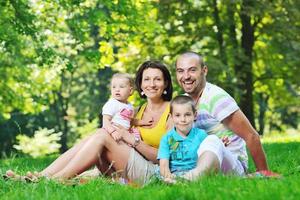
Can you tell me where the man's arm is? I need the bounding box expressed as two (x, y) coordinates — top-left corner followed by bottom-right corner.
(222, 109), (268, 171)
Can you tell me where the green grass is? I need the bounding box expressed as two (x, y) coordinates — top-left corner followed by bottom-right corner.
(1, 139), (300, 200)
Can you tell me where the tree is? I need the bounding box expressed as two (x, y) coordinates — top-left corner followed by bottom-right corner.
(156, 0), (300, 133)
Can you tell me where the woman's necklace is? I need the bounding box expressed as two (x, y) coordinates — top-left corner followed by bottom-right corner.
(142, 102), (166, 127)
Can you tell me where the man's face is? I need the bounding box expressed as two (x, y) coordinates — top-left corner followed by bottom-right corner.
(176, 55), (207, 98)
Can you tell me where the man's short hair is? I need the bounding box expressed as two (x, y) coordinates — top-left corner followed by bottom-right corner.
(176, 51), (206, 68)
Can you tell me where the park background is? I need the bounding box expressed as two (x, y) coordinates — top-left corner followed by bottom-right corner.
(0, 0), (299, 199)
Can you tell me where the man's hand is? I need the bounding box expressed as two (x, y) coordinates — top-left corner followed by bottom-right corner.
(221, 136), (231, 147)
(247, 170), (281, 178)
(257, 170), (281, 178)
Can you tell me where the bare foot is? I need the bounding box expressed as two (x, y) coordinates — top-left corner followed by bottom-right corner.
(5, 169), (16, 177)
(4, 170), (27, 182)
(26, 171), (42, 181)
(163, 177), (177, 184)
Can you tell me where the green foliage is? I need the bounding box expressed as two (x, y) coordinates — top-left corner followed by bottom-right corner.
(0, 0), (299, 154)
(13, 128), (62, 158)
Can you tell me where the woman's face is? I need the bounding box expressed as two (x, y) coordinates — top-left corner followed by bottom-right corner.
(141, 68), (166, 100)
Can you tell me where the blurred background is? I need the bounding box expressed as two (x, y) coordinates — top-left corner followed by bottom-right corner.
(0, 0), (299, 157)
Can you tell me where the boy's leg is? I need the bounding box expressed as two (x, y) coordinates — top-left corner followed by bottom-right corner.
(184, 135), (245, 180)
(183, 135), (223, 180)
(183, 151), (220, 181)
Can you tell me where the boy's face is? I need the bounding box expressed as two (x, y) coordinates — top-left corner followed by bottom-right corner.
(111, 77), (133, 103)
(171, 103), (196, 136)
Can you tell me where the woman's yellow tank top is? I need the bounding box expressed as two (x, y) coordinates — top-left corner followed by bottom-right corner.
(135, 103), (170, 148)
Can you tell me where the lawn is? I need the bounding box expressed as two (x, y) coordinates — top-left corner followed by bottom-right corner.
(1, 136), (300, 200)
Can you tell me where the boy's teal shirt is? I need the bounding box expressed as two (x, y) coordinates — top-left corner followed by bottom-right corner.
(157, 127), (207, 172)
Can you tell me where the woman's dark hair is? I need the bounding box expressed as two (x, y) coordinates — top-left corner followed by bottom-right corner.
(135, 60), (173, 101)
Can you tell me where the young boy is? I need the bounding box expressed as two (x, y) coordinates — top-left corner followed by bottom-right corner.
(157, 95), (208, 183)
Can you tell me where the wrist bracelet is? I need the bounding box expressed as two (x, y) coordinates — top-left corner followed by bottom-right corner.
(133, 136), (140, 148)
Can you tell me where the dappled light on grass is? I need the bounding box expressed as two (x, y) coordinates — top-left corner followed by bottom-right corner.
(261, 132), (300, 144)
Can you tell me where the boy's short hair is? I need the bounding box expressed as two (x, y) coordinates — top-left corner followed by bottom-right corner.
(111, 73), (134, 87)
(170, 95), (196, 114)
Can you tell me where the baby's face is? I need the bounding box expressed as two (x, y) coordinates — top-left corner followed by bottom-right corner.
(171, 103), (196, 136)
(111, 77), (133, 103)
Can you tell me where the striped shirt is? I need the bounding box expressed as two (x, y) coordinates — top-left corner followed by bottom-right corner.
(193, 82), (248, 167)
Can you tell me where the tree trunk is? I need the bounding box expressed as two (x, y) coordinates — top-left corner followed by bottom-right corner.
(212, 0), (227, 66)
(258, 93), (269, 135)
(237, 0), (256, 127)
(58, 72), (70, 153)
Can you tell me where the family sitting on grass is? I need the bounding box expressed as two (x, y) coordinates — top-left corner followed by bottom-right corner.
(5, 52), (280, 185)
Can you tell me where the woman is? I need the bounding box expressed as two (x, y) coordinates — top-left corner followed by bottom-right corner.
(7, 60), (173, 185)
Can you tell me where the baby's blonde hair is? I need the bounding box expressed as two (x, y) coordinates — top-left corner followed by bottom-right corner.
(111, 73), (134, 87)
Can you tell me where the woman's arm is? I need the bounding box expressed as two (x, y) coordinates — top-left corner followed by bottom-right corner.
(134, 140), (159, 163)
(114, 126), (159, 163)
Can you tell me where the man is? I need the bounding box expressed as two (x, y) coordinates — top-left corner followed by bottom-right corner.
(175, 51), (278, 178)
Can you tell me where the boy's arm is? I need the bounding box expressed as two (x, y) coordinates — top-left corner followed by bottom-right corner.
(159, 159), (173, 178)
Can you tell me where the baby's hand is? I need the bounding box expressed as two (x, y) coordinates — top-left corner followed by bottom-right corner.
(111, 130), (123, 142)
(139, 117), (154, 127)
